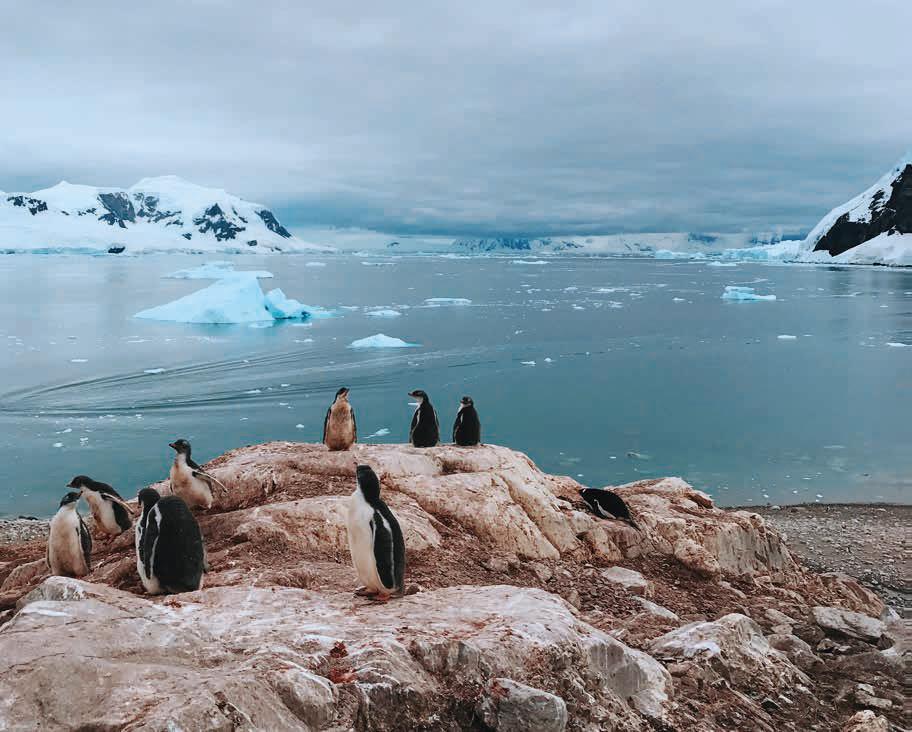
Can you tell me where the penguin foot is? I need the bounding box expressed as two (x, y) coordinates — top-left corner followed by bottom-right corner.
(368, 593), (391, 603)
(354, 587), (378, 597)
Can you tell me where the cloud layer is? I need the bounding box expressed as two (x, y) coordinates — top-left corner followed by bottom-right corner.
(3, 1), (909, 235)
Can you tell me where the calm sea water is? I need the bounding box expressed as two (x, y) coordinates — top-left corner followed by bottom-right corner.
(1, 253), (910, 517)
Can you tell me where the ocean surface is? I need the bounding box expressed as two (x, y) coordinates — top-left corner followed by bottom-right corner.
(1, 253), (910, 517)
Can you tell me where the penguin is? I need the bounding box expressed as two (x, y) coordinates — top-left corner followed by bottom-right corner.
(168, 439), (226, 510)
(346, 464), (406, 601)
(67, 475), (132, 538)
(408, 390), (439, 448)
(452, 396), (481, 446)
(135, 487), (205, 595)
(47, 492), (92, 577)
(579, 488), (639, 529)
(323, 387), (357, 451)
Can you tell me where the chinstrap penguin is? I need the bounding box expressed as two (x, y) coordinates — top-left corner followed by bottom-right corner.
(323, 387), (357, 451)
(579, 488), (639, 529)
(67, 475), (132, 538)
(169, 439), (226, 510)
(47, 492), (92, 577)
(346, 464), (406, 601)
(135, 488), (206, 595)
(408, 389), (439, 448)
(452, 396), (481, 446)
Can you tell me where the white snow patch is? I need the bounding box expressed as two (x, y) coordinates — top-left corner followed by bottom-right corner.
(348, 334), (419, 349)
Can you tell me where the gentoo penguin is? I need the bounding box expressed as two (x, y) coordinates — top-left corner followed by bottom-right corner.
(323, 387), (357, 451)
(346, 464), (405, 601)
(168, 439), (226, 510)
(47, 492), (92, 577)
(67, 475), (132, 538)
(408, 389), (439, 448)
(135, 488), (205, 595)
(452, 396), (481, 446)
(579, 488), (639, 529)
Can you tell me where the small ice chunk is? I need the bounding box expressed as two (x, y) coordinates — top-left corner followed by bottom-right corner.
(295, 423), (305, 429)
(144, 368), (166, 374)
(777, 334), (797, 340)
(304, 261), (327, 267)
(673, 297), (686, 302)
(512, 260), (549, 265)
(544, 357), (553, 363)
(165, 262), (273, 280)
(52, 442), (63, 448)
(366, 309), (402, 318)
(521, 360), (536, 366)
(349, 334), (420, 349)
(424, 297), (472, 306)
(707, 261), (737, 267)
(70, 358), (88, 363)
(886, 342), (910, 348)
(721, 286), (776, 302)
(245, 389), (262, 394)
(365, 427), (391, 439)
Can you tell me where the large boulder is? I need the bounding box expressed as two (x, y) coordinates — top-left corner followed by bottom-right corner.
(0, 578), (671, 730)
(813, 607), (886, 643)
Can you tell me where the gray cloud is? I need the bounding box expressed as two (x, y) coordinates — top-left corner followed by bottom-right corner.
(2, 0), (909, 236)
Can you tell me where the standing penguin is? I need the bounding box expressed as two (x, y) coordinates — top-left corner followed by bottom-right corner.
(67, 475), (132, 539)
(47, 492), (92, 577)
(168, 439), (226, 510)
(135, 487), (205, 595)
(408, 390), (439, 448)
(452, 396), (481, 446)
(346, 465), (406, 601)
(579, 488), (639, 530)
(323, 387), (357, 451)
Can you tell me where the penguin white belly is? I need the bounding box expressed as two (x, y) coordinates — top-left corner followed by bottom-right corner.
(347, 490), (383, 591)
(83, 492), (119, 534)
(170, 460), (213, 509)
(48, 513), (87, 576)
(136, 506), (164, 594)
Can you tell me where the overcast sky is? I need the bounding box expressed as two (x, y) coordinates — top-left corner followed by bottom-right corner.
(2, 1), (909, 236)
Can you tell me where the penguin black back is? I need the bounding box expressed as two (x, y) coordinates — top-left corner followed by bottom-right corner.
(408, 390), (439, 448)
(579, 488), (639, 529)
(356, 464), (406, 592)
(452, 396), (481, 446)
(67, 475), (132, 533)
(137, 488), (205, 593)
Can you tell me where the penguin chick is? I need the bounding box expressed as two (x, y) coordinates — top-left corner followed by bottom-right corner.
(579, 488), (639, 530)
(452, 396), (481, 446)
(346, 464), (406, 601)
(67, 475), (132, 538)
(47, 492), (92, 577)
(168, 439), (226, 510)
(135, 488), (206, 595)
(323, 387), (357, 451)
(408, 390), (439, 448)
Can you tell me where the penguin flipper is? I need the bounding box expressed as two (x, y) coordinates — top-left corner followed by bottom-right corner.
(352, 407), (357, 443)
(371, 511), (398, 592)
(323, 407), (331, 444)
(452, 412), (462, 443)
(192, 469), (229, 496)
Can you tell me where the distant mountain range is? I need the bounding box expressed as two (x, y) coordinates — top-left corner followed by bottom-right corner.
(0, 176), (332, 254)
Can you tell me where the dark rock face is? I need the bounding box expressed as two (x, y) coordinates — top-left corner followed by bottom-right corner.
(98, 193), (136, 228)
(6, 195), (48, 215)
(193, 204), (244, 241)
(246, 240), (257, 247)
(256, 210), (291, 238)
(454, 237), (534, 251)
(814, 164), (912, 256)
(107, 245), (126, 254)
(133, 193), (180, 224)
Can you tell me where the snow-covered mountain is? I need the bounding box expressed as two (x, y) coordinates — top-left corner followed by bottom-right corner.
(0, 176), (332, 254)
(718, 155), (912, 267)
(448, 232), (787, 256)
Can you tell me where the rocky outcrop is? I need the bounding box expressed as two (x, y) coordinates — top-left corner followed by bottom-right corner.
(0, 443), (905, 730)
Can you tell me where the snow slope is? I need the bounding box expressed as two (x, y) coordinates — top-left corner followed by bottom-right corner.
(0, 176), (333, 254)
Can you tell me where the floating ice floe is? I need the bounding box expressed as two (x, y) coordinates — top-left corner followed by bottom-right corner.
(706, 261), (737, 267)
(521, 360), (536, 366)
(143, 368), (166, 374)
(348, 334), (420, 349)
(366, 309), (402, 318)
(886, 342), (910, 348)
(69, 358), (88, 363)
(424, 297), (472, 306)
(304, 261), (326, 267)
(164, 262), (274, 280)
(134, 273), (332, 324)
(721, 286), (777, 302)
(654, 250), (707, 260)
(777, 334), (797, 340)
(365, 427), (391, 439)
(673, 297), (686, 303)
(512, 260), (549, 265)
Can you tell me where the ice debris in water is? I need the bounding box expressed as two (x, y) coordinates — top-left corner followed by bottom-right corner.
(424, 297), (472, 306)
(706, 261), (737, 267)
(304, 261), (326, 267)
(721, 286), (776, 302)
(777, 334), (797, 340)
(521, 360), (536, 366)
(365, 428), (391, 439)
(69, 358), (88, 363)
(366, 309), (402, 318)
(349, 334), (420, 349)
(143, 368), (166, 374)
(512, 259), (549, 265)
(886, 342), (909, 348)
(654, 250), (707, 260)
(164, 262), (273, 280)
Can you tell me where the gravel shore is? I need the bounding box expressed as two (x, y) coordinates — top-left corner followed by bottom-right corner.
(753, 503), (910, 615)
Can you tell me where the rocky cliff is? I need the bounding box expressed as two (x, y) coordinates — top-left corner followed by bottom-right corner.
(0, 444), (905, 731)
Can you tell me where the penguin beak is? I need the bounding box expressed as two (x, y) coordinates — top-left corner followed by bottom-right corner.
(168, 442), (178, 450)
